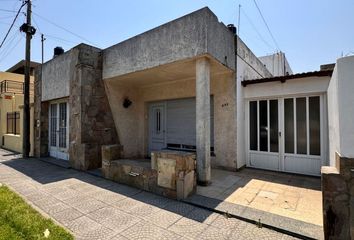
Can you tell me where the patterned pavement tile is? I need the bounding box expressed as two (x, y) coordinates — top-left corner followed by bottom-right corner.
(52, 188), (80, 201)
(144, 209), (183, 228)
(51, 208), (83, 226)
(75, 226), (116, 240)
(104, 184), (142, 197)
(199, 225), (231, 240)
(210, 215), (248, 234)
(162, 201), (196, 216)
(87, 206), (120, 222)
(12, 185), (38, 196)
(40, 201), (71, 215)
(113, 198), (144, 212)
(100, 211), (141, 233)
(66, 215), (101, 233)
(109, 234), (128, 240)
(62, 194), (91, 206)
(185, 208), (219, 225)
(33, 197), (60, 209)
(121, 220), (182, 240)
(168, 217), (209, 239)
(90, 189), (128, 204)
(126, 203), (162, 217)
(230, 224), (285, 240)
(25, 191), (50, 202)
(133, 191), (172, 207)
(71, 198), (107, 214)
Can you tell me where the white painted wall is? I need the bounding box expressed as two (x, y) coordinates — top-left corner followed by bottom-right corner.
(236, 37), (272, 169)
(327, 55), (354, 164)
(244, 76), (330, 99)
(243, 76), (330, 170)
(259, 52), (293, 77)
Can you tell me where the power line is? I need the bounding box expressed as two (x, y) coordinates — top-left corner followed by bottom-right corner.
(0, 8), (17, 13)
(0, 2), (26, 49)
(0, 33), (22, 63)
(45, 34), (79, 45)
(0, 29), (20, 55)
(241, 8), (274, 51)
(32, 11), (100, 48)
(253, 0), (280, 51)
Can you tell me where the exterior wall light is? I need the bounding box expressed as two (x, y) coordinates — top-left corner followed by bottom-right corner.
(123, 98), (132, 108)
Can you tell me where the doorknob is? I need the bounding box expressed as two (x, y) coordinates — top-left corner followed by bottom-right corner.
(279, 131), (282, 137)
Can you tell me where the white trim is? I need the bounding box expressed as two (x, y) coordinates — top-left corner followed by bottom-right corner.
(267, 100), (270, 152)
(279, 99), (284, 171)
(306, 96), (310, 156)
(294, 97), (297, 154)
(257, 101), (260, 152)
(48, 99), (69, 161)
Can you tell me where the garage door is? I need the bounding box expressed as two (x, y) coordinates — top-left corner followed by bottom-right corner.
(149, 97), (214, 153)
(247, 96), (324, 176)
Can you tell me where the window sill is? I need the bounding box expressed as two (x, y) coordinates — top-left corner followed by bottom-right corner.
(4, 134), (20, 137)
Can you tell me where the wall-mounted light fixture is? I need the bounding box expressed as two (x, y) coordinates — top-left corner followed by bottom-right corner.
(123, 98), (132, 108)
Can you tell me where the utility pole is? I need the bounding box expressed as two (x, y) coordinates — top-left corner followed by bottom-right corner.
(20, 0), (36, 158)
(238, 4), (241, 36)
(41, 34), (45, 64)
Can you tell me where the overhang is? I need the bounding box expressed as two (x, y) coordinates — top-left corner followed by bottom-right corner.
(104, 55), (233, 88)
(102, 7), (236, 81)
(241, 70), (333, 87)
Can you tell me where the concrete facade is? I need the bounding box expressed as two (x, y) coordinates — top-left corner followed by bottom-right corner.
(195, 57), (211, 183)
(102, 8), (242, 175)
(34, 7), (271, 174)
(322, 55), (354, 240)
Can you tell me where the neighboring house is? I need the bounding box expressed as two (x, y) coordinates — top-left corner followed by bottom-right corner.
(33, 7), (349, 182)
(259, 51), (293, 76)
(0, 60), (38, 154)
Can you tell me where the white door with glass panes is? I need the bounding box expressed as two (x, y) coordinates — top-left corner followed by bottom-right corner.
(49, 101), (69, 160)
(247, 95), (323, 176)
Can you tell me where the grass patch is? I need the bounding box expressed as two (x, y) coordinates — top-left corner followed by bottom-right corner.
(0, 185), (73, 240)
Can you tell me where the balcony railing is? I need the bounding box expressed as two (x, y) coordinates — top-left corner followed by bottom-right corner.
(0, 80), (34, 95)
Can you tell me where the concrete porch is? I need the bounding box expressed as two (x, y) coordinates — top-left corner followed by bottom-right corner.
(185, 168), (323, 239)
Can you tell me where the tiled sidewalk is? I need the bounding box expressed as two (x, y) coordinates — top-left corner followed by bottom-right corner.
(0, 150), (297, 240)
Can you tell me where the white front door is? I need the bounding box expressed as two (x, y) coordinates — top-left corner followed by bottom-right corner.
(49, 101), (69, 160)
(149, 103), (166, 153)
(247, 95), (323, 176)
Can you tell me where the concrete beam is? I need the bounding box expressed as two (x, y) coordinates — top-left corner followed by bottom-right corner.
(196, 57), (211, 185)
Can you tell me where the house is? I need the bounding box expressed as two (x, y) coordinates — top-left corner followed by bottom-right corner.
(259, 51), (293, 76)
(0, 60), (38, 154)
(33, 7), (349, 181)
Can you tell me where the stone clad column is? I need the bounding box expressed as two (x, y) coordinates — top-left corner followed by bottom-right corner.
(196, 57), (211, 185)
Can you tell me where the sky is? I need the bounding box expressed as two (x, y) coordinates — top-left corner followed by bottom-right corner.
(0, 0), (353, 73)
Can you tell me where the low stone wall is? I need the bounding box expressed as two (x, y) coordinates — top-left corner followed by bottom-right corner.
(102, 145), (196, 200)
(321, 152), (354, 239)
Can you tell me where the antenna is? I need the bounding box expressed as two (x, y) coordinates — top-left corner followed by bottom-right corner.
(238, 4), (241, 36)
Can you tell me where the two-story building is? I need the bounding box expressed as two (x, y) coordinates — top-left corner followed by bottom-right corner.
(0, 60), (38, 154)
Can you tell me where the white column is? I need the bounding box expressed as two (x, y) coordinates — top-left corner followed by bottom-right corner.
(196, 57), (211, 185)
